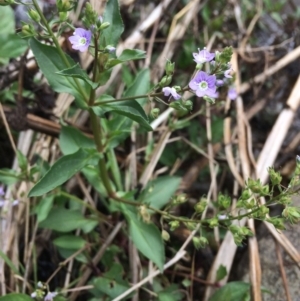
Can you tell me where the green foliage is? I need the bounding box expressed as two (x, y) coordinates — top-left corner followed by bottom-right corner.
(29, 38), (90, 109)
(121, 205), (165, 271)
(0, 169), (21, 185)
(39, 208), (97, 233)
(53, 235), (86, 249)
(0, 6), (14, 34)
(216, 264), (227, 281)
(209, 282), (251, 301)
(92, 263), (132, 299)
(105, 49), (147, 68)
(28, 149), (99, 197)
(56, 64), (100, 89)
(100, 99), (152, 131)
(59, 126), (95, 155)
(0, 251), (20, 275)
(0, 294), (33, 301)
(139, 176), (181, 210)
(0, 34), (27, 59)
(100, 0), (124, 47)
(34, 195), (54, 222)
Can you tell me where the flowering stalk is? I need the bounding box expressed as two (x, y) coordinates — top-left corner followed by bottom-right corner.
(31, 0), (89, 102)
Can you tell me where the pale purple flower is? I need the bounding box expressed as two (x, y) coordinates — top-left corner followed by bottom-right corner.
(193, 48), (215, 64)
(224, 68), (233, 78)
(216, 79), (224, 87)
(68, 28), (92, 52)
(106, 45), (116, 53)
(227, 87), (237, 100)
(0, 186), (4, 196)
(44, 292), (57, 301)
(162, 87), (181, 100)
(31, 292), (37, 298)
(189, 71), (218, 98)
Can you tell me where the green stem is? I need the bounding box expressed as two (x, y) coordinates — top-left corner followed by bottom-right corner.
(89, 109), (115, 196)
(88, 35), (99, 106)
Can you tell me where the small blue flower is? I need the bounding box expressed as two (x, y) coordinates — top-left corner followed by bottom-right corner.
(162, 87), (181, 100)
(224, 68), (233, 78)
(189, 71), (218, 98)
(227, 87), (237, 100)
(68, 28), (92, 52)
(193, 48), (215, 64)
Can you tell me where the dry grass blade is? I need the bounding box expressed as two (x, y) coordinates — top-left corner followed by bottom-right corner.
(239, 45), (300, 94)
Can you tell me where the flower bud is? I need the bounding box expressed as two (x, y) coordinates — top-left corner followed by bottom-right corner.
(138, 205), (151, 223)
(193, 236), (208, 249)
(56, 0), (71, 12)
(150, 108), (160, 119)
(252, 205), (269, 219)
(59, 11), (68, 21)
(172, 194), (187, 205)
(260, 185), (270, 196)
(203, 96), (215, 104)
(165, 60), (175, 76)
(169, 220), (179, 231)
(99, 22), (110, 30)
(161, 230), (170, 241)
(282, 206), (300, 224)
(28, 10), (40, 22)
(195, 63), (203, 70)
(194, 198), (207, 214)
(208, 217), (219, 228)
(239, 227), (253, 237)
(233, 233), (243, 246)
(21, 24), (36, 37)
(266, 217), (285, 230)
(184, 100), (193, 111)
(247, 178), (263, 193)
(105, 45), (116, 53)
(268, 167), (282, 185)
(240, 188), (252, 200)
(278, 195), (291, 205)
(158, 75), (172, 88)
(217, 193), (231, 210)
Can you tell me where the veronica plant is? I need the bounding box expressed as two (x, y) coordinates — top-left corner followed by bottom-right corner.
(1, 0), (300, 300)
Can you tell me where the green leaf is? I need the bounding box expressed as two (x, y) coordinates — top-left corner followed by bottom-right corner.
(0, 169), (20, 185)
(102, 100), (152, 131)
(0, 251), (20, 275)
(101, 0), (124, 47)
(139, 176), (181, 210)
(123, 206), (165, 271)
(123, 68), (150, 102)
(209, 281), (250, 301)
(59, 126), (95, 155)
(0, 294), (32, 301)
(16, 150), (28, 172)
(0, 6), (14, 34)
(93, 263), (131, 299)
(82, 166), (108, 197)
(39, 208), (97, 233)
(34, 195), (54, 222)
(106, 49), (146, 68)
(29, 38), (90, 109)
(56, 64), (99, 89)
(28, 149), (98, 197)
(95, 68), (151, 131)
(216, 264), (227, 281)
(0, 34), (28, 58)
(53, 235), (86, 249)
